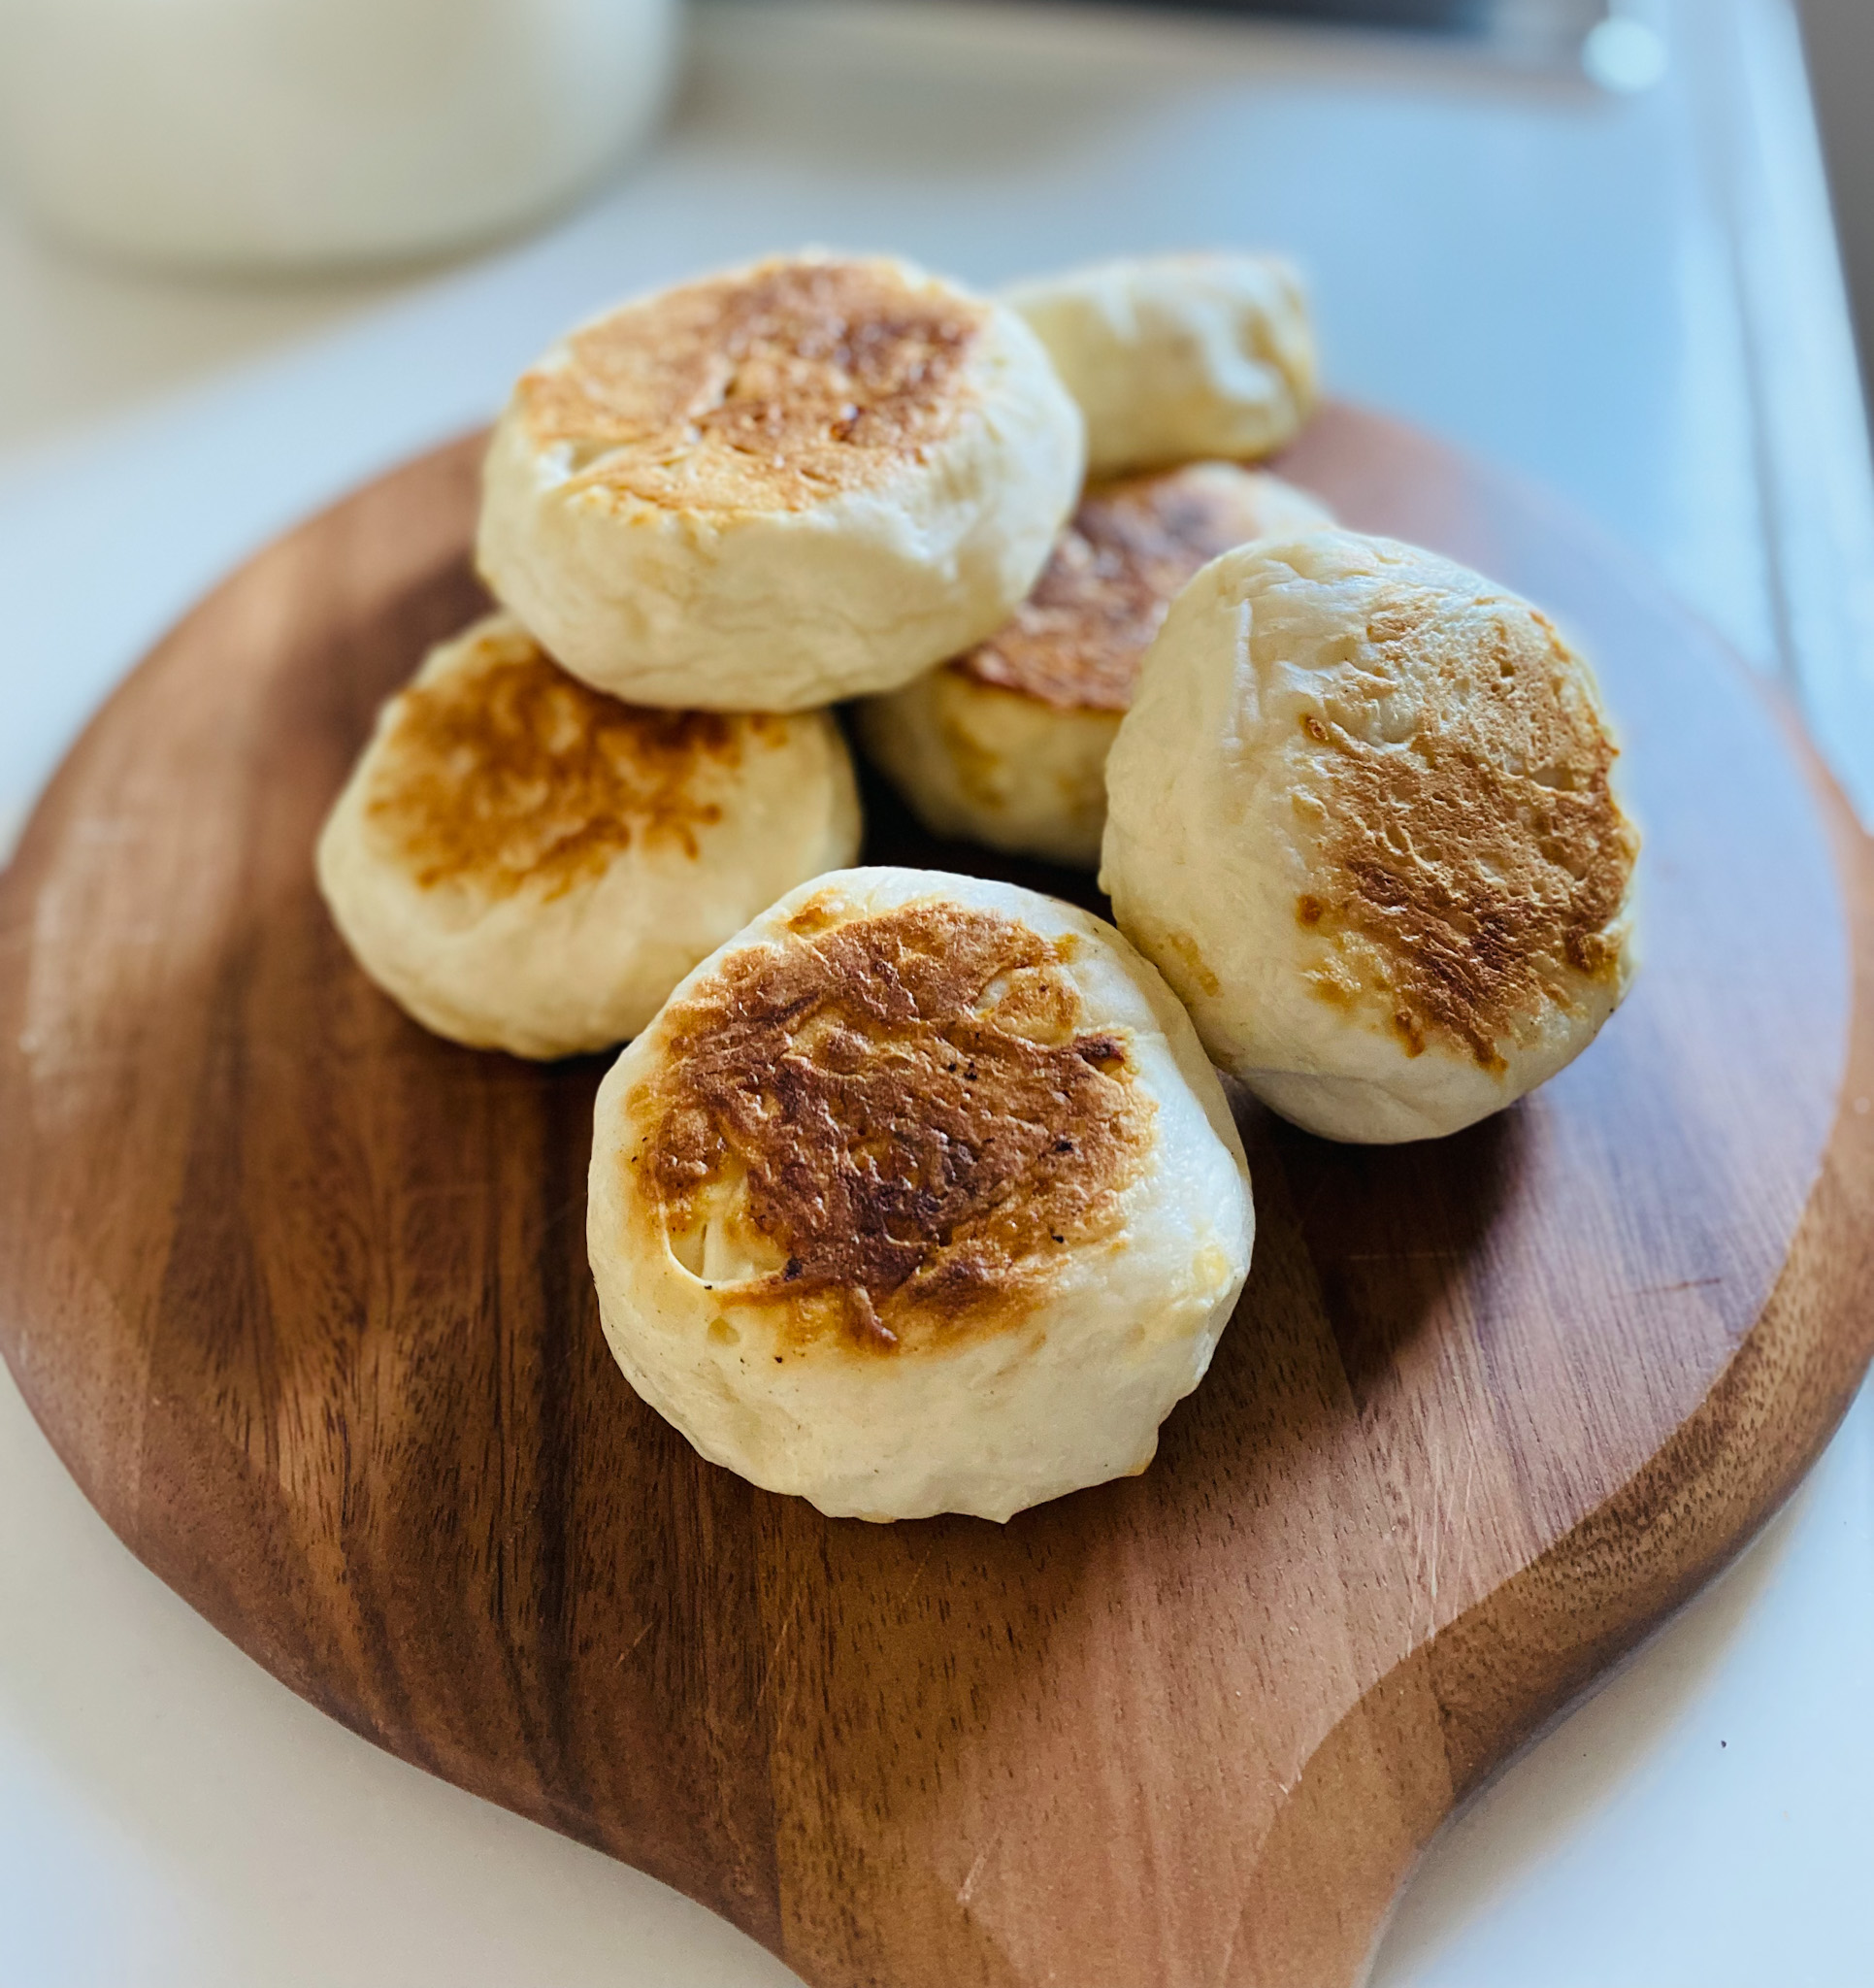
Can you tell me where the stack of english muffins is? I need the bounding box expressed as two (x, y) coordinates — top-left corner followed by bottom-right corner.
(318, 248), (1639, 1524)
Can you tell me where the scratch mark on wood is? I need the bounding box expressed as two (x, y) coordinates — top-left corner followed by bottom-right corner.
(957, 1837), (998, 1909)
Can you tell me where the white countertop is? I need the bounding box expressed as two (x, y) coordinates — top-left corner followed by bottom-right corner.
(4, 2), (1873, 1981)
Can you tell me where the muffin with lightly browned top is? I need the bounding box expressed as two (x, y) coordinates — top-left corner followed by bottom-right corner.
(1101, 530), (1640, 1143)
(316, 614), (861, 1059)
(477, 250), (1084, 712)
(855, 462), (1332, 867)
(587, 867), (1253, 1520)
(1004, 251), (1318, 478)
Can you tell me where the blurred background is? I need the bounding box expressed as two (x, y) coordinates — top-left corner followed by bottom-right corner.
(1, 1), (1871, 430)
(0, 0), (1869, 471)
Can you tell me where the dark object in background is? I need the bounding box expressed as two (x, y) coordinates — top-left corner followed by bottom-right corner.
(1140, 0), (1611, 62)
(1191, 0), (1601, 27)
(1797, 0), (1874, 412)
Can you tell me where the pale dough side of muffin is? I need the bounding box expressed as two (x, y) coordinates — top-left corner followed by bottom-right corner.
(1004, 251), (1316, 478)
(855, 671), (1120, 869)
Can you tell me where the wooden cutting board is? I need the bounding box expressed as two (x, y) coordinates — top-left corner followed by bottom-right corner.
(2, 404), (1871, 1988)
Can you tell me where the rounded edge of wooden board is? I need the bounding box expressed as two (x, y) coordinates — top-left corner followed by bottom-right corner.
(0, 426), (489, 1543)
(1226, 701), (1874, 1988)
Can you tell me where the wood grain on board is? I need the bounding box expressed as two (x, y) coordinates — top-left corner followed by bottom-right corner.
(1, 405), (1871, 1988)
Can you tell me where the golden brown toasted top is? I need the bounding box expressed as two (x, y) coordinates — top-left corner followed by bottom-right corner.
(517, 257), (989, 516)
(631, 897), (1154, 1356)
(1289, 582), (1637, 1069)
(958, 464), (1327, 712)
(365, 625), (774, 898)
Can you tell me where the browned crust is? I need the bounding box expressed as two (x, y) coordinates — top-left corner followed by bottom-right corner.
(627, 898), (1154, 1356)
(517, 258), (989, 515)
(957, 465), (1325, 712)
(1294, 585), (1638, 1068)
(363, 630), (777, 900)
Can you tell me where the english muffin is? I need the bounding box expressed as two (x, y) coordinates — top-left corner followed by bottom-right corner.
(855, 463), (1332, 867)
(316, 613), (862, 1059)
(1004, 251), (1317, 479)
(587, 867), (1254, 1521)
(477, 251), (1085, 712)
(1101, 531), (1640, 1143)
